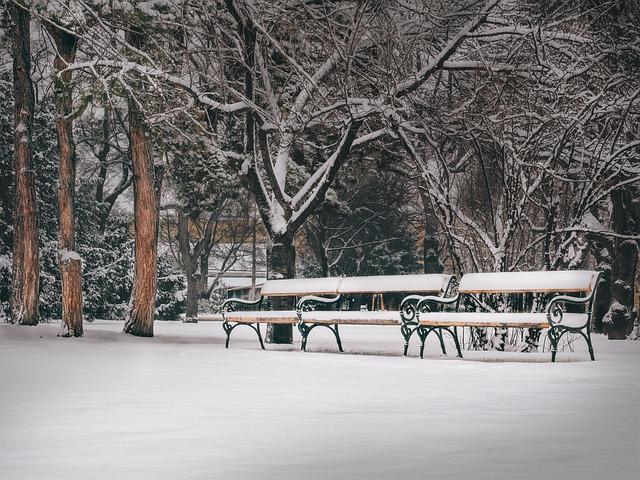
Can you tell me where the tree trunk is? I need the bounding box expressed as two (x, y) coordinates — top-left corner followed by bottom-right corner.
(48, 25), (83, 337)
(265, 234), (295, 344)
(587, 225), (614, 333)
(419, 191), (443, 274)
(199, 251), (209, 298)
(176, 211), (199, 322)
(185, 273), (200, 322)
(123, 56), (158, 336)
(603, 188), (638, 339)
(123, 103), (158, 336)
(9, 3), (39, 326)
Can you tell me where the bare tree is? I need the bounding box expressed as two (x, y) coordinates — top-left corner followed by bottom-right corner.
(162, 198), (254, 320)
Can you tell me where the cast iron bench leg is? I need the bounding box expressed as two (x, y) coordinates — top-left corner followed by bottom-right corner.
(222, 321), (265, 350)
(298, 321), (310, 351)
(451, 326), (463, 358)
(401, 324), (417, 356)
(436, 328), (447, 355)
(223, 321), (232, 349)
(255, 323), (265, 350)
(298, 322), (343, 352)
(333, 324), (344, 352)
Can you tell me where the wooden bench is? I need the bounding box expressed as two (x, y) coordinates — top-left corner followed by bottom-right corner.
(297, 274), (454, 352)
(222, 274), (454, 351)
(221, 277), (341, 349)
(409, 270), (602, 362)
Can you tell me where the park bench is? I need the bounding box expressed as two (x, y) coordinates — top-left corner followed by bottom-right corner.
(297, 274), (454, 352)
(222, 274), (454, 351)
(408, 270), (601, 362)
(221, 277), (340, 349)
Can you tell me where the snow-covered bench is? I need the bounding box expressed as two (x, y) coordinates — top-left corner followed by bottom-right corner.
(221, 277), (340, 349)
(296, 274), (453, 352)
(222, 274), (454, 351)
(411, 270), (602, 362)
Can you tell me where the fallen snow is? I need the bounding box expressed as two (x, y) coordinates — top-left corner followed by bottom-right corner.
(0, 321), (638, 480)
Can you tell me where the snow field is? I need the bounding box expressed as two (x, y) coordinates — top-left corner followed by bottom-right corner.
(1, 320), (638, 480)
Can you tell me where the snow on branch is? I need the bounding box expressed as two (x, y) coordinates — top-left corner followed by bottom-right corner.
(393, 0), (501, 99)
(62, 60), (249, 114)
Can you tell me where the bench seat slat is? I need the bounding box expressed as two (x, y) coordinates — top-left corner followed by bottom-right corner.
(419, 312), (588, 329)
(225, 310), (298, 324)
(300, 310), (401, 326)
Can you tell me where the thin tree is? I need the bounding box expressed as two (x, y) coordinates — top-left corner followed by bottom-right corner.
(9, 0), (39, 325)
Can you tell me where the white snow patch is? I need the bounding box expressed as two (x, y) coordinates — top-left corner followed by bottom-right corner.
(174, 289), (186, 302)
(59, 249), (82, 262)
(0, 254), (11, 270)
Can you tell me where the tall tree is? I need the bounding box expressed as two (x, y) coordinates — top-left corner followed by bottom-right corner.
(123, 28), (160, 337)
(46, 23), (83, 336)
(9, 1), (39, 325)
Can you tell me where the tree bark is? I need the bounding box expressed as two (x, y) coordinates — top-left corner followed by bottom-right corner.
(265, 234), (296, 344)
(9, 3), (39, 326)
(123, 27), (158, 337)
(123, 97), (158, 337)
(48, 24), (83, 337)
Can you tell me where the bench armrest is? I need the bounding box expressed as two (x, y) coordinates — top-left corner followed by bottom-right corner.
(222, 297), (263, 313)
(399, 293), (459, 325)
(297, 295), (341, 312)
(399, 295), (425, 324)
(417, 293), (460, 312)
(546, 293), (593, 327)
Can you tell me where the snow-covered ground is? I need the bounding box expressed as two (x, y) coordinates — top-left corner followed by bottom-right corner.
(1, 320), (638, 480)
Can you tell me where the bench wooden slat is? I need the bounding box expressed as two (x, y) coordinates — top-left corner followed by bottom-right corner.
(225, 311), (299, 324)
(300, 310), (401, 326)
(418, 312), (588, 329)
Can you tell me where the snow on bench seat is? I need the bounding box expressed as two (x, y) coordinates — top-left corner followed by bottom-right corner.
(299, 310), (401, 326)
(458, 270), (599, 294)
(337, 274), (452, 294)
(224, 310), (298, 324)
(419, 312), (588, 329)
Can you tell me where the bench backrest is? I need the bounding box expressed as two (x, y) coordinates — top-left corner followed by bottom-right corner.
(259, 274), (453, 297)
(458, 270), (599, 294)
(259, 277), (341, 297)
(337, 274), (452, 295)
